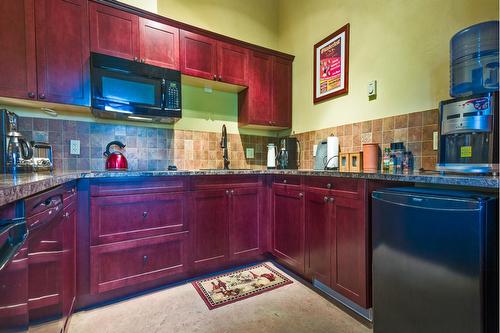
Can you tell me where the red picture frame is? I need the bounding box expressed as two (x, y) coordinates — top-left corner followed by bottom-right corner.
(313, 23), (350, 104)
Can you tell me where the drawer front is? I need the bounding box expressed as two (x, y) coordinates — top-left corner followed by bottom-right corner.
(90, 177), (186, 196)
(305, 177), (362, 196)
(90, 233), (188, 294)
(25, 186), (64, 218)
(190, 175), (261, 190)
(90, 193), (187, 245)
(273, 175), (301, 186)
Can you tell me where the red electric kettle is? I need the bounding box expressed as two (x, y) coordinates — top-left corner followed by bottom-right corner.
(103, 141), (128, 170)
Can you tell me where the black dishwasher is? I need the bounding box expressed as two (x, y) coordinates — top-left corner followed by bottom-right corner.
(372, 187), (498, 333)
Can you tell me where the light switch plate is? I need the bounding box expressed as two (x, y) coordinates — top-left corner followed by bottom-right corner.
(433, 131), (438, 150)
(246, 148), (255, 159)
(368, 80), (377, 97)
(70, 140), (80, 155)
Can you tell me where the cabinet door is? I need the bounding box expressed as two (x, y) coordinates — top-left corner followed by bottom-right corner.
(248, 51), (274, 125)
(217, 42), (248, 86)
(305, 189), (332, 286)
(331, 196), (368, 307)
(139, 17), (179, 70)
(191, 190), (228, 272)
(273, 56), (292, 128)
(89, 2), (138, 60)
(35, 0), (90, 106)
(272, 185), (305, 274)
(229, 187), (261, 262)
(180, 30), (217, 80)
(0, 0), (37, 100)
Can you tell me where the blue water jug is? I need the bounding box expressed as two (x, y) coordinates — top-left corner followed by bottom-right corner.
(450, 21), (499, 97)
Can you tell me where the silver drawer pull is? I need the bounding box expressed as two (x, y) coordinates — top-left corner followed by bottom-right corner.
(143, 211), (148, 218)
(143, 255), (148, 263)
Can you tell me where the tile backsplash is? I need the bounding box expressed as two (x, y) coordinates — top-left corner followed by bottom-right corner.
(18, 117), (277, 171)
(18, 108), (439, 172)
(292, 109), (439, 170)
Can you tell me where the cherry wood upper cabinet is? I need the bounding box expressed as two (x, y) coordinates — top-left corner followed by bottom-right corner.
(239, 51), (274, 127)
(273, 57), (292, 128)
(271, 184), (305, 275)
(139, 17), (179, 70)
(89, 2), (139, 60)
(0, 0), (37, 100)
(217, 42), (248, 86)
(239, 53), (292, 129)
(35, 0), (90, 106)
(305, 188), (332, 287)
(180, 30), (218, 80)
(229, 187), (261, 261)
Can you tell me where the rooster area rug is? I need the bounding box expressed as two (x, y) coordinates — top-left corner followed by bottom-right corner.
(192, 263), (293, 309)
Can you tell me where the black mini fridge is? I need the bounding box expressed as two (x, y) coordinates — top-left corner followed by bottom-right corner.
(372, 187), (498, 333)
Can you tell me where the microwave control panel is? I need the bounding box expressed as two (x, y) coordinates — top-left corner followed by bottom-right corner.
(165, 81), (180, 110)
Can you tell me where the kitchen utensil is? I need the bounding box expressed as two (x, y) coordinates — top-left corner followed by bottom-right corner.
(104, 141), (128, 170)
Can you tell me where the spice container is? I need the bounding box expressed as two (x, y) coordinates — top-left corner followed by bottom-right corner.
(390, 142), (405, 173)
(382, 147), (391, 172)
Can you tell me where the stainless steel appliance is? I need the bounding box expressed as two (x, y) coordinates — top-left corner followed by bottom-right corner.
(0, 110), (33, 173)
(437, 92), (498, 173)
(31, 142), (53, 171)
(372, 187), (498, 333)
(90, 53), (182, 123)
(277, 137), (300, 169)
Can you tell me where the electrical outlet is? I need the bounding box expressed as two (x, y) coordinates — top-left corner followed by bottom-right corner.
(433, 131), (438, 150)
(246, 148), (255, 159)
(70, 140), (80, 155)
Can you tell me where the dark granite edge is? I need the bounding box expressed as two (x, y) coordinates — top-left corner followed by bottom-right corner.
(0, 169), (497, 207)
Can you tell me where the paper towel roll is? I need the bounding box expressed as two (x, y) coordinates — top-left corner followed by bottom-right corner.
(327, 136), (339, 168)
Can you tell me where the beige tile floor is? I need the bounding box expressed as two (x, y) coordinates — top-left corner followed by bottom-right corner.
(68, 262), (372, 333)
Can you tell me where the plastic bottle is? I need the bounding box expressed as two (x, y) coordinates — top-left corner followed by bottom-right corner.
(382, 148), (391, 172)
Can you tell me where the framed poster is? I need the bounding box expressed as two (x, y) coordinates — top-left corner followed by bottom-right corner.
(313, 23), (350, 103)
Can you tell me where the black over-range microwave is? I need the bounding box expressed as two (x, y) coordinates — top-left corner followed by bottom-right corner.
(90, 53), (181, 122)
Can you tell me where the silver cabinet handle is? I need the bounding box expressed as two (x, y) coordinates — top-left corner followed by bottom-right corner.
(230, 190), (234, 195)
(326, 183), (332, 189)
(143, 255), (148, 263)
(298, 193), (304, 198)
(143, 211), (148, 218)
(329, 197), (335, 203)
(324, 196), (328, 202)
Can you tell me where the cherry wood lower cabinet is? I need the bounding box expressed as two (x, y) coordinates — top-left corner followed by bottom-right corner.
(191, 185), (264, 273)
(303, 179), (370, 308)
(191, 189), (229, 272)
(305, 188), (332, 286)
(271, 184), (305, 275)
(90, 232), (189, 294)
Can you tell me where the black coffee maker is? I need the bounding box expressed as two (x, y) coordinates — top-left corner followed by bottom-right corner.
(277, 137), (300, 169)
(437, 92), (498, 173)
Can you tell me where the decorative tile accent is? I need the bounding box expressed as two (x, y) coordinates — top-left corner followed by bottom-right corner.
(293, 109), (439, 170)
(19, 117), (276, 172)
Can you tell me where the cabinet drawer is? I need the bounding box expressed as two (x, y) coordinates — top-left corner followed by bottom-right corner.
(190, 175), (261, 190)
(90, 193), (187, 245)
(90, 177), (186, 196)
(90, 232), (188, 294)
(273, 175), (301, 186)
(305, 177), (362, 196)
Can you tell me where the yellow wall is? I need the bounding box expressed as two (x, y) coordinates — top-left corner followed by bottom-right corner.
(156, 0), (279, 50)
(278, 0), (499, 134)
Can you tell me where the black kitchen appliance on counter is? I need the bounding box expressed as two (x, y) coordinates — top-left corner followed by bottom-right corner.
(437, 92), (498, 173)
(372, 187), (498, 333)
(90, 53), (182, 123)
(277, 137), (300, 169)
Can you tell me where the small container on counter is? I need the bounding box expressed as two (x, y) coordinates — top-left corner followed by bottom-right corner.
(390, 142), (405, 173)
(362, 143), (379, 172)
(382, 147), (391, 172)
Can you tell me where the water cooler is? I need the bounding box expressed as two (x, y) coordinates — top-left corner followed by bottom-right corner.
(437, 21), (499, 173)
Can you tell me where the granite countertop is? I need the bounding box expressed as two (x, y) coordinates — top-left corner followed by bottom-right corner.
(0, 169), (497, 207)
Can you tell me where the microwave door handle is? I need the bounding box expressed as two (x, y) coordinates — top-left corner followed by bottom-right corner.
(161, 79), (166, 109)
